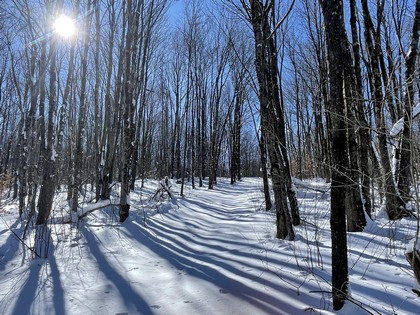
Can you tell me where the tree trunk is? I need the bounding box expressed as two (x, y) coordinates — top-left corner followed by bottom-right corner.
(259, 132), (272, 210)
(171, 61), (182, 180)
(398, 0), (420, 202)
(349, 0), (372, 218)
(71, 0), (92, 216)
(17, 42), (38, 217)
(247, 0), (296, 240)
(93, 0), (101, 201)
(100, 0), (119, 200)
(320, 0), (349, 309)
(230, 72), (244, 184)
(344, 91), (366, 232)
(120, 0), (136, 222)
(360, 0), (408, 220)
(37, 35), (58, 225)
(406, 243), (420, 296)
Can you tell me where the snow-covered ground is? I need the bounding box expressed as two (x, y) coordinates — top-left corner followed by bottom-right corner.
(1, 177), (419, 314)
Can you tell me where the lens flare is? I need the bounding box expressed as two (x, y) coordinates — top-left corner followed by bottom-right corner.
(53, 15), (75, 38)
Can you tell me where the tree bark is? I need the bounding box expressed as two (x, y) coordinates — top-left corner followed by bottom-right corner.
(100, 0), (119, 200)
(360, 0), (408, 220)
(259, 132), (272, 210)
(120, 0), (136, 222)
(71, 0), (92, 216)
(246, 0), (296, 239)
(93, 0), (101, 201)
(398, 0), (420, 202)
(37, 35), (58, 225)
(349, 0), (372, 218)
(320, 0), (349, 309)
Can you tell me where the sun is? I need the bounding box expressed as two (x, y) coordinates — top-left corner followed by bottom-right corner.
(53, 15), (76, 38)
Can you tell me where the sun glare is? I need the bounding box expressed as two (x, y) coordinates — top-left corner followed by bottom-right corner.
(53, 15), (76, 38)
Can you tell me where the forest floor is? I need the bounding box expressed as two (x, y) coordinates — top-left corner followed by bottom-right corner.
(0, 177), (420, 314)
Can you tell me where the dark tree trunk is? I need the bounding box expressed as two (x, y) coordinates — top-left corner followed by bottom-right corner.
(338, 17), (366, 232)
(37, 35), (58, 226)
(406, 244), (420, 296)
(230, 74), (244, 184)
(207, 34), (231, 190)
(259, 132), (272, 211)
(172, 72), (182, 180)
(93, 0), (101, 201)
(180, 87), (190, 197)
(247, 0), (296, 239)
(349, 0), (372, 218)
(99, 0), (118, 200)
(71, 1), (92, 215)
(398, 0), (420, 202)
(360, 0), (408, 220)
(320, 0), (349, 309)
(18, 44), (37, 216)
(26, 43), (39, 219)
(344, 92), (367, 232)
(196, 81), (206, 188)
(200, 92), (207, 185)
(120, 0), (136, 222)
(191, 98), (196, 190)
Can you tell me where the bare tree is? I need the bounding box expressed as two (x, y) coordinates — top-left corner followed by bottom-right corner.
(239, 0), (298, 239)
(99, 0), (122, 200)
(319, 0), (349, 309)
(119, 0), (136, 222)
(70, 0), (93, 217)
(349, 0), (373, 218)
(170, 33), (183, 181)
(228, 33), (250, 185)
(93, 0), (102, 201)
(397, 0), (420, 202)
(360, 0), (408, 220)
(207, 30), (232, 190)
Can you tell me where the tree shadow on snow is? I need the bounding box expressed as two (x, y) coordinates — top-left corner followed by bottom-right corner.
(178, 198), (262, 223)
(0, 219), (21, 272)
(80, 224), (154, 315)
(11, 227), (65, 315)
(49, 242), (66, 315)
(119, 218), (311, 315)
(11, 260), (41, 315)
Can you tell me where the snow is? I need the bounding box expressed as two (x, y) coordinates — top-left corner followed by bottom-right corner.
(406, 238), (417, 255)
(1, 178), (420, 314)
(51, 146), (58, 161)
(390, 103), (420, 137)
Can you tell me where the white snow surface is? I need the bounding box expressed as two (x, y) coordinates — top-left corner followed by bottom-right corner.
(390, 103), (420, 137)
(1, 178), (420, 314)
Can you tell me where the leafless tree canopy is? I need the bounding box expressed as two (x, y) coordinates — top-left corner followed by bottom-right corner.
(1, 0), (420, 309)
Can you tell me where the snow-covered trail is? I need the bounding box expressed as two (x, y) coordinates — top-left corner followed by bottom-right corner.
(71, 179), (323, 315)
(3, 178), (420, 314)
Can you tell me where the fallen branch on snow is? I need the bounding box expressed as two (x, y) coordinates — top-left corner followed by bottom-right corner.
(77, 199), (112, 218)
(292, 179), (329, 194)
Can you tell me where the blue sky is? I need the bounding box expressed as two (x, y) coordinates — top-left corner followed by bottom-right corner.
(167, 0), (186, 26)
